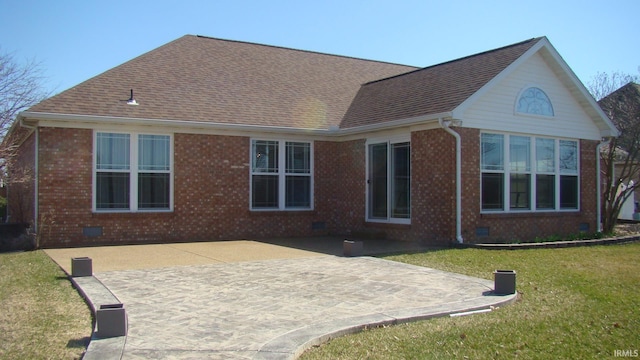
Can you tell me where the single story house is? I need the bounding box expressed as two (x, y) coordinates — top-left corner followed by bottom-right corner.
(5, 35), (618, 248)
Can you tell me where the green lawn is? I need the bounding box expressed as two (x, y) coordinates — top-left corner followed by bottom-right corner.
(301, 243), (640, 359)
(1, 243), (638, 359)
(0, 250), (91, 360)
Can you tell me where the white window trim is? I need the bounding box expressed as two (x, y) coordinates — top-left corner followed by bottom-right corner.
(480, 132), (580, 214)
(249, 139), (314, 211)
(93, 130), (174, 213)
(365, 135), (411, 224)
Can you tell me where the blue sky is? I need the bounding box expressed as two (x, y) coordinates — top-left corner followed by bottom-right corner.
(1, 0), (638, 96)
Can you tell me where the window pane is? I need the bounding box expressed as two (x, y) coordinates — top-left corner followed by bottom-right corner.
(536, 138), (555, 172)
(536, 174), (555, 210)
(96, 172), (130, 209)
(369, 143), (388, 219)
(482, 173), (504, 210)
(252, 140), (278, 173)
(559, 140), (578, 174)
(138, 173), (170, 209)
(510, 174), (531, 209)
(96, 133), (130, 170)
(481, 133), (504, 170)
(510, 136), (530, 172)
(286, 142), (310, 174)
(517, 87), (554, 116)
(285, 176), (310, 208)
(560, 175), (578, 209)
(252, 175), (278, 208)
(391, 142), (410, 218)
(139, 135), (170, 171)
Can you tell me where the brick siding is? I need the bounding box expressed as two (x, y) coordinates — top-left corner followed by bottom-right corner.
(34, 129), (340, 247)
(13, 126), (602, 247)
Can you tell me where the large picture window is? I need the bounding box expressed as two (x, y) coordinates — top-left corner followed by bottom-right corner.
(251, 139), (312, 210)
(95, 132), (172, 211)
(481, 133), (578, 212)
(367, 138), (410, 223)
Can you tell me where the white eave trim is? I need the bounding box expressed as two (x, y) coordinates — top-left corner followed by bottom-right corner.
(18, 111), (452, 138)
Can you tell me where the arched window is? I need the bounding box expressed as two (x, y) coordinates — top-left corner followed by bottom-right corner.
(516, 87), (554, 117)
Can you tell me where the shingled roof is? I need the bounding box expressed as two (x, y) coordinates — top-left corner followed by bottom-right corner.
(27, 36), (554, 132)
(340, 37), (542, 128)
(28, 35), (417, 130)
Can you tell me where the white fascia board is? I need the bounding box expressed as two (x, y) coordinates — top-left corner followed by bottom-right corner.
(335, 112), (451, 137)
(19, 112), (329, 136)
(19, 111), (452, 140)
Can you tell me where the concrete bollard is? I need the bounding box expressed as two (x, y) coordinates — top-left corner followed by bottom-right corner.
(493, 269), (516, 295)
(96, 304), (127, 338)
(343, 240), (363, 257)
(71, 257), (93, 277)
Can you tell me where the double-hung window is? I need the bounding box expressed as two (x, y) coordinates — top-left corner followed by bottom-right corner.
(481, 133), (578, 212)
(367, 138), (410, 223)
(95, 132), (172, 211)
(251, 140), (313, 210)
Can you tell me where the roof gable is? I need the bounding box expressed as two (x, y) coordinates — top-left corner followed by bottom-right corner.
(28, 35), (417, 130)
(454, 37), (618, 138)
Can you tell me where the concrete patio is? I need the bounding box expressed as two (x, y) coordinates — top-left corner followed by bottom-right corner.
(45, 238), (517, 359)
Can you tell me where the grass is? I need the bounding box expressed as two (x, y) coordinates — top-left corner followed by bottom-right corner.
(0, 250), (92, 359)
(301, 242), (640, 359)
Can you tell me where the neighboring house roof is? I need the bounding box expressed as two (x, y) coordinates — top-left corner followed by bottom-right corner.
(599, 82), (640, 130)
(341, 38), (541, 128)
(21, 34), (618, 137)
(27, 35), (417, 131)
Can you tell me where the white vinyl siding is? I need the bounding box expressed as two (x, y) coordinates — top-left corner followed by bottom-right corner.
(461, 53), (602, 140)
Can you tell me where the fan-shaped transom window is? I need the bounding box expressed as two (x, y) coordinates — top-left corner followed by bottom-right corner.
(516, 87), (554, 117)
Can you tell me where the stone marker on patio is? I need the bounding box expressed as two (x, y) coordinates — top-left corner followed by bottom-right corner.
(343, 239), (363, 257)
(96, 303), (127, 338)
(493, 269), (516, 295)
(71, 257), (92, 277)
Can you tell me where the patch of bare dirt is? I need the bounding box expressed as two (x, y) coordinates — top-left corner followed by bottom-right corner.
(614, 223), (640, 236)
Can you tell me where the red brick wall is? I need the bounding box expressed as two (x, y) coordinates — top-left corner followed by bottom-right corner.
(325, 139), (367, 234)
(33, 126), (602, 247)
(37, 128), (93, 247)
(36, 129), (340, 247)
(347, 129), (456, 245)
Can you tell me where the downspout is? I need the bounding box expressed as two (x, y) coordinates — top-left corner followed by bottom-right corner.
(595, 137), (612, 233)
(439, 118), (464, 243)
(18, 118), (38, 234)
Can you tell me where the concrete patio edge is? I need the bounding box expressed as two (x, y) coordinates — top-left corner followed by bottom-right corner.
(455, 234), (640, 250)
(255, 292), (518, 359)
(66, 274), (127, 360)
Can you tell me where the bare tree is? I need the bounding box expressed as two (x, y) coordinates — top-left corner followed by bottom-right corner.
(0, 49), (51, 224)
(589, 71), (640, 233)
(0, 49), (50, 137)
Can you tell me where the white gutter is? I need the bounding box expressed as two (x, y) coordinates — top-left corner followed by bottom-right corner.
(595, 137), (612, 233)
(439, 118), (463, 243)
(19, 111), (453, 138)
(17, 118), (39, 233)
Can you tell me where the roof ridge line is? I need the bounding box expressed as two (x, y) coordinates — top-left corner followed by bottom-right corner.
(193, 34), (419, 69)
(362, 37), (543, 86)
